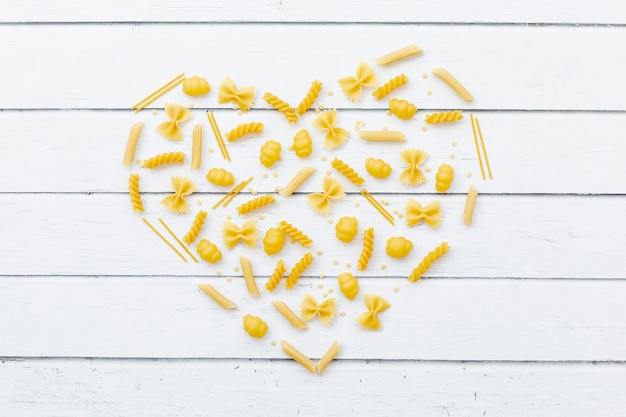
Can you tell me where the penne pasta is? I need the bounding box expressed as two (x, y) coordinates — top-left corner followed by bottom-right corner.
(357, 130), (406, 142)
(463, 184), (478, 226)
(375, 44), (423, 66)
(239, 255), (260, 297)
(316, 340), (340, 374)
(191, 123), (203, 171)
(280, 167), (316, 197)
(122, 122), (144, 166)
(198, 283), (237, 309)
(431, 67), (474, 101)
(282, 340), (316, 374)
(272, 301), (308, 329)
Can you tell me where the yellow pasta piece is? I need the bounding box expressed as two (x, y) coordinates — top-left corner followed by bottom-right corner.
(365, 157), (392, 179)
(196, 239), (222, 263)
(161, 176), (197, 214)
(331, 157), (365, 186)
(337, 272), (359, 300)
(296, 80), (323, 115)
(291, 129), (313, 158)
(337, 61), (378, 102)
(425, 110), (464, 124)
(316, 340), (340, 374)
(399, 148), (428, 186)
(282, 340), (316, 374)
(358, 227), (375, 271)
(206, 167), (235, 187)
(206, 111), (230, 162)
(463, 184), (478, 226)
(335, 216), (358, 243)
(183, 210), (208, 244)
(225, 122), (264, 142)
(263, 227), (286, 256)
(360, 189), (395, 225)
(156, 103), (192, 141)
(375, 44), (423, 66)
(372, 74), (408, 100)
(286, 252), (314, 289)
(157, 218), (198, 263)
(408, 242), (449, 282)
(356, 294), (390, 330)
(132, 73), (185, 112)
(263, 92), (298, 124)
(223, 218), (258, 249)
(300, 293), (336, 325)
(212, 176), (253, 209)
(243, 314), (268, 338)
(265, 259), (286, 292)
(405, 199), (441, 229)
(191, 123), (202, 170)
(474, 116), (493, 179)
(271, 300), (307, 329)
(122, 122), (144, 166)
(182, 76), (210, 96)
(357, 130), (406, 142)
(217, 76), (255, 111)
(307, 176), (346, 216)
(385, 236), (414, 258)
(431, 67), (474, 101)
(259, 140), (282, 167)
(236, 194), (276, 215)
(142, 218), (187, 262)
(388, 98), (417, 120)
(128, 173), (144, 212)
(435, 163), (454, 192)
(141, 152), (185, 169)
(279, 167), (316, 197)
(198, 283), (235, 309)
(239, 255), (260, 297)
(278, 220), (313, 248)
(312, 109), (350, 149)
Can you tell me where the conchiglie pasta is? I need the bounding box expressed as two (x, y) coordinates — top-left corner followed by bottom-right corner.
(206, 168), (235, 186)
(335, 216), (358, 243)
(263, 227), (285, 255)
(196, 239), (222, 263)
(243, 314), (269, 338)
(435, 163), (454, 192)
(337, 272), (359, 300)
(386, 236), (414, 258)
(182, 76), (211, 96)
(259, 140), (282, 167)
(291, 129), (313, 158)
(365, 157), (392, 179)
(388, 98), (417, 120)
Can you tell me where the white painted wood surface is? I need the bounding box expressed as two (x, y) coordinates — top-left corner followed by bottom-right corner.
(2, 3), (625, 416)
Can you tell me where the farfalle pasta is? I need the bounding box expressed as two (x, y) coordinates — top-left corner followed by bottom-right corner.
(312, 109), (350, 149)
(372, 74), (408, 100)
(337, 272), (359, 300)
(206, 167), (235, 187)
(307, 176), (346, 216)
(183, 210), (208, 244)
(435, 163), (454, 192)
(263, 227), (285, 256)
(291, 129), (313, 158)
(405, 199), (441, 229)
(358, 227), (375, 271)
(385, 236), (414, 259)
(335, 216), (358, 243)
(183, 76), (211, 96)
(365, 157), (392, 179)
(338, 61), (378, 102)
(217, 77), (255, 111)
(388, 98), (417, 120)
(196, 240), (222, 264)
(331, 157), (365, 186)
(356, 294), (390, 331)
(301, 293), (336, 325)
(161, 176), (196, 214)
(286, 252), (314, 289)
(223, 219), (258, 249)
(399, 148), (428, 186)
(243, 314), (268, 338)
(263, 92), (298, 124)
(259, 140), (282, 167)
(296, 80), (323, 115)
(156, 103), (192, 141)
(225, 122), (264, 142)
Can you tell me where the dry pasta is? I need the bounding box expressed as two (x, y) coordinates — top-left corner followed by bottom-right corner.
(128, 173), (144, 212)
(259, 140), (282, 167)
(142, 218), (187, 262)
(217, 76), (255, 111)
(132, 73), (184, 112)
(278, 220), (313, 248)
(279, 167), (316, 197)
(156, 103), (192, 141)
(206, 111), (230, 162)
(236, 195), (276, 216)
(371, 74), (408, 100)
(239, 255), (260, 297)
(312, 109), (350, 149)
(265, 259), (286, 292)
(182, 76), (210, 96)
(196, 239), (222, 263)
(335, 216), (358, 243)
(243, 314), (268, 338)
(357, 130), (406, 142)
(375, 44), (423, 66)
(385, 236), (414, 258)
(158, 218), (198, 263)
(337, 62), (378, 102)
(286, 252), (314, 289)
(356, 294), (390, 330)
(122, 122), (143, 166)
(263, 227), (286, 256)
(408, 242), (449, 282)
(161, 176), (197, 214)
(358, 227), (375, 271)
(191, 123), (202, 170)
(307, 176), (346, 216)
(360, 189), (395, 225)
(225, 122), (264, 142)
(388, 98), (417, 120)
(272, 300), (308, 329)
(399, 148), (428, 186)
(331, 157), (365, 186)
(405, 199), (441, 229)
(198, 283), (236, 309)
(296, 80), (323, 115)
(223, 218), (258, 249)
(300, 293), (336, 325)
(435, 163), (454, 192)
(206, 167), (235, 187)
(431, 67), (474, 101)
(463, 184), (478, 226)
(337, 272), (359, 300)
(425, 110), (464, 124)
(141, 152), (185, 169)
(291, 129), (313, 158)
(183, 210), (208, 244)
(365, 157), (392, 179)
(316, 340), (340, 374)
(282, 340), (316, 374)
(263, 92), (298, 124)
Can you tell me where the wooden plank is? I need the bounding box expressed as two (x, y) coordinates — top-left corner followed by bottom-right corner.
(0, 25), (625, 110)
(1, 277), (625, 360)
(2, 110), (625, 194)
(1, 194), (624, 278)
(3, 0), (626, 24)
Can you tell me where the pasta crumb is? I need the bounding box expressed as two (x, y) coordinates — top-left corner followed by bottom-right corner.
(317, 250), (324, 256)
(319, 272), (325, 278)
(451, 141), (458, 147)
(233, 266), (240, 272)
(422, 73), (428, 79)
(263, 172), (268, 178)
(345, 262), (352, 268)
(340, 311), (346, 316)
(328, 288), (334, 293)
(247, 186), (253, 192)
(321, 155), (327, 161)
(237, 110), (243, 116)
(135, 159), (141, 165)
(328, 90), (334, 96)
(450, 153), (456, 159)
(422, 126), (428, 132)
(394, 287), (399, 292)
(380, 264), (387, 270)
(333, 259), (339, 265)
(226, 277), (232, 282)
(197, 199), (203, 205)
(258, 214), (265, 220)
(386, 110), (392, 116)
(151, 109), (158, 116)
(226, 215), (232, 220)
(466, 171), (473, 178)
(354, 201), (360, 207)
(322, 292), (328, 298)
(217, 270), (223, 276)
(382, 125), (389, 131)
(425, 167), (431, 173)
(252, 190), (258, 195)
(392, 209), (399, 214)
(271, 340), (277, 346)
(327, 218), (334, 224)
(318, 283), (324, 289)
(208, 147), (215, 153)
(273, 172), (279, 178)
(188, 103), (195, 109)
(426, 90), (432, 95)
(397, 213), (404, 219)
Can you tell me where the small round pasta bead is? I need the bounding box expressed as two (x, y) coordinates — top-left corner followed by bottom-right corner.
(358, 227), (375, 271)
(296, 80), (323, 116)
(425, 110), (464, 124)
(236, 195), (276, 215)
(372, 74), (408, 100)
(183, 210), (208, 244)
(278, 220), (313, 248)
(408, 242), (449, 282)
(263, 92), (298, 124)
(330, 157), (365, 186)
(285, 253), (314, 289)
(265, 259), (286, 292)
(225, 122), (264, 142)
(141, 152), (185, 169)
(128, 173), (144, 212)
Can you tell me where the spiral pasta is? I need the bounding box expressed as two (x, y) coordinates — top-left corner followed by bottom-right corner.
(243, 314), (268, 338)
(217, 76), (255, 111)
(278, 220), (313, 248)
(259, 140), (282, 167)
(183, 210), (208, 244)
(206, 167), (235, 187)
(435, 163), (454, 192)
(225, 122), (264, 142)
(330, 157), (365, 186)
(385, 236), (414, 258)
(141, 152), (185, 169)
(286, 252), (314, 289)
(263, 227), (285, 256)
(263, 92), (298, 124)
(156, 103), (192, 141)
(372, 74), (408, 100)
(335, 216), (358, 243)
(365, 157), (392, 179)
(389, 98), (417, 120)
(236, 194), (276, 215)
(296, 80), (323, 115)
(128, 173), (144, 212)
(337, 272), (359, 300)
(425, 110), (464, 124)
(408, 242), (449, 282)
(182, 76), (211, 96)
(291, 129), (313, 158)
(265, 259), (286, 292)
(358, 227), (375, 271)
(196, 239), (222, 263)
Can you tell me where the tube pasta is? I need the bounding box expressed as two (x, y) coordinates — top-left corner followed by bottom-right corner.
(243, 314), (268, 338)
(161, 176), (197, 214)
(431, 67), (474, 101)
(122, 122), (143, 166)
(286, 252), (314, 289)
(435, 163), (454, 192)
(278, 220), (313, 248)
(191, 123), (202, 170)
(357, 130), (406, 142)
(265, 259), (286, 292)
(239, 255), (260, 297)
(259, 140), (282, 167)
(375, 44), (423, 66)
(408, 242), (449, 282)
(356, 294), (390, 330)
(388, 98), (417, 120)
(337, 62), (378, 102)
(307, 176), (346, 216)
(272, 300), (307, 329)
(399, 148), (428, 186)
(291, 129), (313, 158)
(331, 157), (365, 186)
(365, 157), (392, 179)
(128, 173), (144, 212)
(206, 168), (235, 187)
(263, 92), (298, 124)
(296, 80), (323, 115)
(225, 122), (264, 142)
(141, 152), (185, 169)
(316, 340), (340, 374)
(196, 239), (222, 263)
(282, 340), (316, 374)
(217, 76), (255, 111)
(300, 293), (336, 325)
(236, 195), (276, 216)
(157, 103), (192, 141)
(312, 109), (350, 149)
(358, 227), (375, 271)
(371, 74), (408, 100)
(385, 236), (414, 258)
(337, 272), (359, 300)
(183, 210), (208, 244)
(279, 167), (316, 197)
(425, 110), (464, 124)
(335, 216), (358, 243)
(463, 184), (478, 226)
(182, 76), (210, 96)
(198, 283), (236, 309)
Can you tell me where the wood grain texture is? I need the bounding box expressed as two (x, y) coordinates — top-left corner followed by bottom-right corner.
(0, 25), (625, 110)
(3, 0), (626, 24)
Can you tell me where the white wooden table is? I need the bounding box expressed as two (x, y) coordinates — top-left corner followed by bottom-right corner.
(1, 2), (626, 415)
